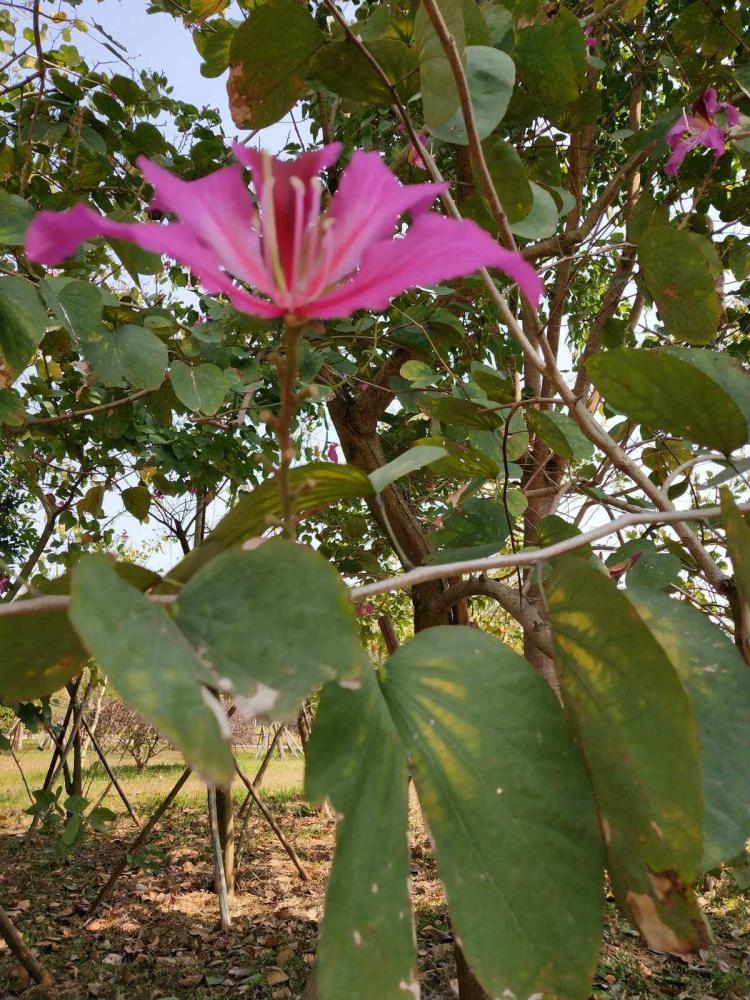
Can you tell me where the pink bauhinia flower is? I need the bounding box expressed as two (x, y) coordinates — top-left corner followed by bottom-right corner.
(326, 443), (339, 464)
(396, 123), (429, 170)
(665, 88), (740, 176)
(25, 144), (542, 319)
(583, 24), (596, 48)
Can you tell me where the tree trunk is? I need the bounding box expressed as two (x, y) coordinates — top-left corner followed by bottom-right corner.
(214, 787), (235, 897)
(71, 726), (82, 798)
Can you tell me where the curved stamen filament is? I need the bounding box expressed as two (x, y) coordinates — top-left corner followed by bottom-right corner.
(289, 176), (306, 296)
(260, 151), (290, 302)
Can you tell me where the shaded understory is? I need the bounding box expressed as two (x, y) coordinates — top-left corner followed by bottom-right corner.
(1, 755), (749, 999)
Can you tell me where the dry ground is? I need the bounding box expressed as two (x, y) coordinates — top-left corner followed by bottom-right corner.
(1, 749), (750, 999)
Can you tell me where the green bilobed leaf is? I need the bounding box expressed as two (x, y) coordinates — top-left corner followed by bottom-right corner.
(170, 361), (228, 415)
(665, 347), (750, 440)
(0, 607), (86, 702)
(415, 435), (500, 480)
(381, 626), (603, 999)
(122, 486), (151, 521)
(369, 445), (447, 494)
(546, 559), (708, 954)
(0, 188), (34, 245)
(0, 388), (25, 426)
(80, 324), (167, 390)
(527, 408), (593, 461)
(588, 349), (748, 454)
(418, 394), (501, 429)
(673, 1), (742, 60)
(430, 46), (514, 144)
(0, 275), (48, 380)
(483, 3), (513, 48)
(198, 18), (236, 78)
(460, 0), (490, 45)
(608, 538), (680, 591)
(174, 539), (361, 720)
(721, 489), (750, 604)
(629, 589), (750, 872)
(306, 667), (415, 1000)
(109, 239), (163, 281)
(469, 363), (514, 403)
(539, 514), (591, 559)
(227, 0), (323, 129)
(510, 182), (559, 239)
(515, 20), (579, 111)
(415, 0), (465, 133)
(77, 484), (104, 518)
(166, 463), (374, 585)
(623, 0), (647, 19)
(628, 190), (670, 245)
(426, 497), (510, 563)
(497, 409), (529, 462)
(189, 0), (229, 21)
(116, 325), (168, 391)
(476, 137), (532, 223)
(312, 38), (418, 103)
(400, 360), (438, 387)
(639, 227), (721, 345)
(69, 554), (234, 786)
(56, 280), (104, 337)
(212, 464), (372, 546)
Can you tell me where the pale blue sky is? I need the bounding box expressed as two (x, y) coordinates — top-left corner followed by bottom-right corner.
(72, 0), (306, 152)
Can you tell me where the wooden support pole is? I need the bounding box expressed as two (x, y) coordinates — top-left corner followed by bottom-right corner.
(0, 904), (53, 991)
(86, 763), (193, 918)
(208, 788), (232, 930)
(80, 716), (141, 827)
(233, 759), (309, 882)
(237, 725), (283, 822)
(87, 705), (239, 917)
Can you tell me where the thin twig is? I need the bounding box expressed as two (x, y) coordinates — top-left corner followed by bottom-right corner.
(26, 389), (152, 427)
(2, 503), (744, 618)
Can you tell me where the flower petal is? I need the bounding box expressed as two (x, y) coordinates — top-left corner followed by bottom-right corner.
(136, 156), (275, 297)
(725, 102), (740, 128)
(308, 149), (449, 290)
(303, 214), (542, 319)
(666, 115), (691, 151)
(25, 203), (281, 318)
(699, 88), (718, 117)
(699, 124), (726, 159)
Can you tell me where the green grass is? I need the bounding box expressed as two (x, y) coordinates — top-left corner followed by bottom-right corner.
(0, 747), (304, 822)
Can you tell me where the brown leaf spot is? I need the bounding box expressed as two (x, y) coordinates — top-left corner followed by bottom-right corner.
(227, 65), (254, 128)
(626, 891), (693, 955)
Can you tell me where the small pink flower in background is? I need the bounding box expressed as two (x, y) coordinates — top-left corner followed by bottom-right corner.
(326, 443), (339, 464)
(665, 88), (739, 176)
(396, 123), (429, 171)
(26, 144), (542, 318)
(356, 602), (377, 618)
(0, 574), (10, 596)
(583, 24), (596, 48)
